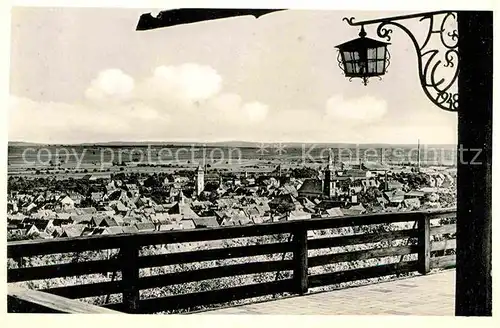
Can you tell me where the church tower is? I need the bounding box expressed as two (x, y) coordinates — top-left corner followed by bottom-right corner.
(417, 139), (421, 172)
(196, 165), (205, 196)
(323, 151), (333, 197)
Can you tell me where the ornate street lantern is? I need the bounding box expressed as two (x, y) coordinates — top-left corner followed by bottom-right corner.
(335, 26), (390, 86)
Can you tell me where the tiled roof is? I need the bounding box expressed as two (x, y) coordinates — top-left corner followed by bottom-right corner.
(326, 207), (344, 217)
(362, 162), (389, 171)
(179, 219), (196, 230)
(134, 222), (155, 231)
(61, 224), (86, 238)
(192, 217), (219, 228)
(298, 179), (323, 195)
(122, 225), (139, 234)
(104, 226), (124, 235)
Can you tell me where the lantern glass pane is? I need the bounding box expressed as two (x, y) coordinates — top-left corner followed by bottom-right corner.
(345, 62), (354, 74)
(367, 48), (378, 60)
(377, 46), (386, 58)
(376, 60), (386, 74)
(343, 51), (352, 61)
(368, 61), (377, 74)
(353, 62), (359, 74)
(352, 51), (360, 60)
(354, 61), (366, 74)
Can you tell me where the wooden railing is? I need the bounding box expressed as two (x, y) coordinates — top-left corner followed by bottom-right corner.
(8, 283), (123, 313)
(7, 208), (456, 314)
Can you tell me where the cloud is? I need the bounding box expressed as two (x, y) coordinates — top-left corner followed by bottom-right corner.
(9, 63), (270, 143)
(85, 69), (135, 101)
(9, 91), (457, 144)
(325, 95), (388, 122)
(242, 102), (269, 123)
(9, 96), (169, 143)
(210, 93), (243, 112)
(137, 64), (222, 104)
(202, 94), (269, 127)
(9, 62), (456, 144)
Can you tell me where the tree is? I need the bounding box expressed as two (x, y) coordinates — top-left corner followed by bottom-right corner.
(359, 186), (382, 204)
(7, 231), (29, 242)
(291, 167), (318, 179)
(269, 195), (296, 218)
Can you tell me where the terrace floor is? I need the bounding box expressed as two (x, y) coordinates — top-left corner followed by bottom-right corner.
(205, 270), (455, 315)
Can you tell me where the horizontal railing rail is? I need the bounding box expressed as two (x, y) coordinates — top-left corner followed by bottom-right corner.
(7, 283), (123, 314)
(7, 208), (456, 314)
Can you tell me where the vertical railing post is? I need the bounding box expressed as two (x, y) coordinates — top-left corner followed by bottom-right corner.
(417, 214), (430, 275)
(121, 243), (139, 313)
(292, 223), (308, 295)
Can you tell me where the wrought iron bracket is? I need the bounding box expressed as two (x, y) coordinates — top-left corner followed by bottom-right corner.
(342, 11), (459, 112)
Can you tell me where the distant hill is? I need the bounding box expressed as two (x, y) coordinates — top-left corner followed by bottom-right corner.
(8, 140), (457, 149)
(8, 141), (45, 147)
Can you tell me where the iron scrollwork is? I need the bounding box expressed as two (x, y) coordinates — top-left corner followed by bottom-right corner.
(343, 11), (459, 112)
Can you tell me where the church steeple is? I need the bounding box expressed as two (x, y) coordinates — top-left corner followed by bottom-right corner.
(323, 149), (333, 197)
(195, 164), (205, 197)
(417, 139), (421, 172)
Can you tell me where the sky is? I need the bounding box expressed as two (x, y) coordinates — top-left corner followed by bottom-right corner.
(8, 7), (458, 144)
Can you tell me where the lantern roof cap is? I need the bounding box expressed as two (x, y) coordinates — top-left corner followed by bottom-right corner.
(335, 37), (390, 51)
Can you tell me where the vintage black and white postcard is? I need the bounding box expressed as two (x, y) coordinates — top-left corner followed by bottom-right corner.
(3, 0), (495, 322)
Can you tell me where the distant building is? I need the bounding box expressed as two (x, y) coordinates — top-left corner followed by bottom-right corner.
(192, 217), (219, 228)
(27, 220), (54, 236)
(297, 154), (337, 200)
(297, 179), (323, 199)
(59, 196), (75, 210)
(362, 161), (389, 174)
(343, 169), (373, 179)
(195, 165), (205, 197)
(323, 152), (337, 198)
